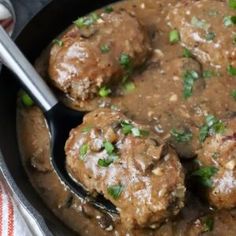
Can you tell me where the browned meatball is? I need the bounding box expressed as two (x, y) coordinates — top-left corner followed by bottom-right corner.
(167, 0), (236, 71)
(49, 11), (151, 101)
(196, 118), (236, 209)
(65, 108), (185, 230)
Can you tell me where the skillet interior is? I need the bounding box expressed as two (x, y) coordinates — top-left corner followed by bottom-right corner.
(0, 0), (118, 235)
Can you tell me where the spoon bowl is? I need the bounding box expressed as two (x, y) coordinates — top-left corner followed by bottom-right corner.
(0, 26), (117, 214)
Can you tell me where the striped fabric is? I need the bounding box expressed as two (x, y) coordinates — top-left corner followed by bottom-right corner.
(0, 183), (33, 236)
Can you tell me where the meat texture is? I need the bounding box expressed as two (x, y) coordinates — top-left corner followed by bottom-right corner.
(197, 118), (236, 209)
(167, 0), (236, 71)
(65, 108), (185, 230)
(49, 11), (151, 101)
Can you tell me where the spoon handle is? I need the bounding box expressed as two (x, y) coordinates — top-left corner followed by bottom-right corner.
(0, 26), (58, 112)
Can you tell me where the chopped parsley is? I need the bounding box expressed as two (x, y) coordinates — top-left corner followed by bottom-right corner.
(191, 16), (209, 31)
(119, 53), (133, 72)
(123, 81), (136, 93)
(202, 216), (214, 232)
(120, 120), (134, 135)
(82, 126), (93, 133)
(98, 155), (118, 167)
(231, 89), (236, 100)
(74, 13), (99, 28)
(107, 184), (123, 200)
(171, 128), (192, 143)
(183, 47), (192, 58)
(199, 115), (225, 142)
(52, 39), (64, 47)
(104, 6), (113, 13)
(103, 141), (115, 155)
(182, 70), (200, 98)
(205, 32), (216, 41)
(192, 166), (218, 188)
(227, 64), (236, 76)
(169, 29), (180, 44)
(120, 121), (149, 137)
(224, 16), (236, 27)
(100, 44), (110, 53)
(21, 91), (34, 107)
(203, 70), (214, 78)
(79, 144), (89, 160)
(99, 86), (111, 97)
(229, 0), (236, 9)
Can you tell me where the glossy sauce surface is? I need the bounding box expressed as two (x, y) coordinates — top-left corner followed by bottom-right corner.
(17, 0), (236, 235)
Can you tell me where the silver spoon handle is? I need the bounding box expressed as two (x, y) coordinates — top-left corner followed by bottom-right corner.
(0, 26), (58, 112)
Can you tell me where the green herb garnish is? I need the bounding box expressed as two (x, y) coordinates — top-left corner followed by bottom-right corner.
(100, 44), (110, 53)
(202, 217), (214, 232)
(123, 81), (136, 93)
(107, 184), (123, 200)
(224, 16), (236, 27)
(79, 144), (89, 160)
(103, 141), (115, 155)
(119, 53), (133, 71)
(183, 48), (192, 58)
(182, 70), (200, 98)
(104, 6), (113, 13)
(192, 166), (218, 188)
(21, 91), (34, 107)
(203, 70), (214, 78)
(120, 120), (133, 135)
(227, 65), (236, 76)
(52, 39), (64, 47)
(99, 86), (111, 97)
(98, 155), (118, 167)
(191, 16), (209, 30)
(74, 13), (99, 28)
(82, 126), (93, 133)
(169, 29), (180, 44)
(120, 121), (149, 137)
(199, 115), (225, 142)
(205, 32), (216, 41)
(231, 89), (236, 100)
(229, 0), (236, 9)
(171, 129), (192, 143)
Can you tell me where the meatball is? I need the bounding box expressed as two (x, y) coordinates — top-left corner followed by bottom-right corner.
(196, 118), (236, 209)
(49, 11), (151, 101)
(167, 0), (236, 71)
(65, 108), (185, 230)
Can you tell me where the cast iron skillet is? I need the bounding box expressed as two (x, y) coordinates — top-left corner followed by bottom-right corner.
(0, 0), (118, 235)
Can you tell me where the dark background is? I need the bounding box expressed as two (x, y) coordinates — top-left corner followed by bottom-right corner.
(11, 0), (50, 37)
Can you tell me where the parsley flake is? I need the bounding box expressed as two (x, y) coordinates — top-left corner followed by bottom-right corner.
(229, 0), (236, 10)
(100, 44), (110, 53)
(99, 86), (111, 97)
(199, 115), (225, 142)
(74, 13), (99, 28)
(231, 89), (236, 100)
(52, 39), (64, 47)
(182, 70), (200, 98)
(107, 184), (123, 200)
(227, 64), (236, 76)
(79, 144), (89, 160)
(192, 166), (218, 188)
(171, 129), (192, 143)
(224, 16), (236, 27)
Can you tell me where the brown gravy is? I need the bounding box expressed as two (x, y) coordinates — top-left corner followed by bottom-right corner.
(17, 0), (236, 235)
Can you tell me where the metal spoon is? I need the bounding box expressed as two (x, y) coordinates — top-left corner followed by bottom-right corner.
(0, 26), (117, 213)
